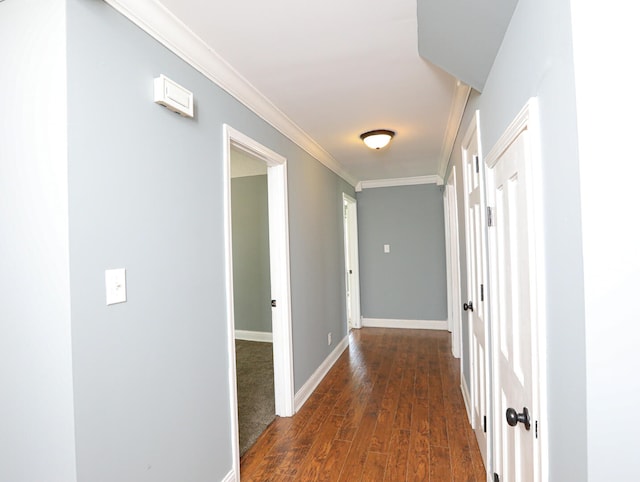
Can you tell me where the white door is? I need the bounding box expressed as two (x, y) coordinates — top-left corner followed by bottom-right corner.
(462, 112), (489, 464)
(486, 100), (545, 482)
(342, 193), (361, 330)
(344, 200), (353, 329)
(444, 167), (463, 360)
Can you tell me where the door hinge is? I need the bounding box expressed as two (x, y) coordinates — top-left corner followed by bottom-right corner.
(536, 420), (539, 439)
(474, 155), (479, 173)
(480, 284), (484, 302)
(483, 415), (487, 433)
(271, 299), (277, 307)
(494, 473), (500, 482)
(487, 206), (494, 227)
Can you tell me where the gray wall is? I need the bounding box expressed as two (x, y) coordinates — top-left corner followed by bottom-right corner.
(63, 0), (354, 480)
(444, 0), (587, 478)
(231, 175), (272, 333)
(0, 1), (78, 481)
(357, 184), (448, 321)
(288, 159), (355, 386)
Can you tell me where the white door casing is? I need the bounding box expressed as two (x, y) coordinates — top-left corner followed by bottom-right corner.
(444, 167), (463, 359)
(223, 125), (295, 478)
(342, 193), (362, 330)
(485, 99), (547, 482)
(461, 110), (490, 467)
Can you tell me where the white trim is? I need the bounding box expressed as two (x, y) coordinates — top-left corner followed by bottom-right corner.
(485, 107), (533, 169)
(461, 378), (473, 424)
(221, 469), (236, 482)
(342, 193), (362, 330)
(234, 330), (273, 343)
(224, 124), (295, 419)
(438, 83), (472, 180)
(361, 318), (448, 330)
(443, 169), (463, 359)
(294, 335), (350, 411)
(485, 98), (548, 482)
(222, 129), (241, 482)
(355, 175), (443, 192)
(223, 125), (295, 481)
(102, 0), (358, 188)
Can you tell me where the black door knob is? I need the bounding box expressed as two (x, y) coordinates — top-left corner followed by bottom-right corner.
(506, 407), (531, 431)
(463, 301), (474, 312)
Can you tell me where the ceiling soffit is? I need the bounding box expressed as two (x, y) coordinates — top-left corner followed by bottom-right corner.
(417, 0), (519, 92)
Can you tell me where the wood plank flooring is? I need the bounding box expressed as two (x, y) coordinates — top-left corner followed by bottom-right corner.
(240, 328), (486, 481)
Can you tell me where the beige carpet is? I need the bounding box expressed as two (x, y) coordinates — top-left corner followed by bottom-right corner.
(235, 339), (276, 456)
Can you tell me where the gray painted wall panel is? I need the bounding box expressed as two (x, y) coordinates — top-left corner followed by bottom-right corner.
(287, 157), (354, 387)
(65, 1), (354, 479)
(231, 175), (272, 333)
(444, 0), (587, 478)
(67, 3), (233, 478)
(357, 184), (447, 321)
(0, 1), (78, 481)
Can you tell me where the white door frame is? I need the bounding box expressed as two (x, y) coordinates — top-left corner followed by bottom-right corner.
(485, 99), (548, 482)
(342, 193), (362, 330)
(223, 125), (295, 476)
(444, 166), (463, 359)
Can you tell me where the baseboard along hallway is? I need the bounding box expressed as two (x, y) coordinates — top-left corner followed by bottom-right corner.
(240, 327), (486, 481)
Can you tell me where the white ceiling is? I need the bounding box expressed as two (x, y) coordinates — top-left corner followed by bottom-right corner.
(148, 0), (515, 185)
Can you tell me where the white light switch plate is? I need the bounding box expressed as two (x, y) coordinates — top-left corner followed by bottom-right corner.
(105, 268), (127, 305)
(384, 244), (390, 253)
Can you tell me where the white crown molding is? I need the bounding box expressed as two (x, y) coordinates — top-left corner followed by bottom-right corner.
(355, 175), (443, 191)
(438, 82), (472, 181)
(103, 0), (358, 187)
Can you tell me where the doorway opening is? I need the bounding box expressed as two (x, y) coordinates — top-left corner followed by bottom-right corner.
(342, 193), (361, 330)
(223, 125), (294, 476)
(229, 145), (273, 457)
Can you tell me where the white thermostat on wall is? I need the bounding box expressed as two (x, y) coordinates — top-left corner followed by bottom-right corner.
(153, 74), (194, 118)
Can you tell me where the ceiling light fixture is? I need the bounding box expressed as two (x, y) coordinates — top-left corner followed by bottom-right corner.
(360, 129), (395, 150)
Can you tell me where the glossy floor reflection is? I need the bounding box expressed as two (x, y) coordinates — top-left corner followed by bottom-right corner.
(240, 328), (486, 481)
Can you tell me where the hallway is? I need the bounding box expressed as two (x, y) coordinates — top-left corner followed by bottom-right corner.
(240, 328), (486, 481)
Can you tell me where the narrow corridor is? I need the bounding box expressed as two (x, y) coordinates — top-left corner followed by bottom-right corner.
(241, 328), (486, 481)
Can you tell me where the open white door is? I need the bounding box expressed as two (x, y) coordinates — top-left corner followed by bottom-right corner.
(462, 111), (490, 467)
(486, 99), (547, 482)
(342, 193), (362, 330)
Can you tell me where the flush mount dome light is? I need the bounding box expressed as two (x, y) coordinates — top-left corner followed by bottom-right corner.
(360, 129), (395, 150)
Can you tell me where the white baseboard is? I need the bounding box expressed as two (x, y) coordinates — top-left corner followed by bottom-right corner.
(361, 318), (448, 330)
(461, 377), (473, 424)
(294, 335), (350, 412)
(234, 330), (273, 343)
(221, 469), (235, 482)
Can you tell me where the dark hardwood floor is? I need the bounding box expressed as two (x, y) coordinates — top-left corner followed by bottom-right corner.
(240, 328), (486, 481)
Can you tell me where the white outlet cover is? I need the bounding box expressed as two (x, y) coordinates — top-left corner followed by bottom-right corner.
(384, 244), (390, 253)
(105, 268), (127, 305)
